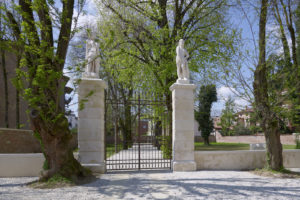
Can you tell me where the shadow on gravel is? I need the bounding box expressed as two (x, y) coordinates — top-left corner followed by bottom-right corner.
(81, 174), (300, 199)
(0, 183), (27, 188)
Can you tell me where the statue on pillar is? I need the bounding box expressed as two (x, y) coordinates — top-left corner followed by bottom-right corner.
(176, 39), (190, 83)
(83, 38), (100, 78)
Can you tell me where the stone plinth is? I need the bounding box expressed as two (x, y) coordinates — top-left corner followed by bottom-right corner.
(170, 83), (197, 171)
(78, 78), (107, 173)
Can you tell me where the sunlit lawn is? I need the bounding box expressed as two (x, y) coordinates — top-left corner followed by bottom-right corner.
(283, 144), (297, 149)
(195, 142), (249, 151)
(194, 142), (297, 151)
(106, 144), (124, 158)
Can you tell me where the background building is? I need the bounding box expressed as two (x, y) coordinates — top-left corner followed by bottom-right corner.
(0, 50), (30, 129)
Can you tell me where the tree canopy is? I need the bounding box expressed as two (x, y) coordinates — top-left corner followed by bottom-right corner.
(96, 0), (238, 95)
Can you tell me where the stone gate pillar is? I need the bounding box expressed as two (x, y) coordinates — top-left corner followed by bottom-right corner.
(78, 78), (107, 173)
(170, 82), (197, 171)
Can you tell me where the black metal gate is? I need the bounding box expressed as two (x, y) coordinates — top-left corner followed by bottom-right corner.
(105, 91), (172, 171)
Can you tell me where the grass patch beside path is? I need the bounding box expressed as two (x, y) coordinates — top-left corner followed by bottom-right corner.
(195, 142), (249, 151)
(251, 168), (300, 178)
(28, 174), (97, 189)
(195, 142), (298, 151)
(28, 175), (74, 189)
(283, 144), (297, 149)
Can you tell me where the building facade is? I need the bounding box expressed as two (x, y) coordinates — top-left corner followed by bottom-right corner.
(0, 50), (30, 129)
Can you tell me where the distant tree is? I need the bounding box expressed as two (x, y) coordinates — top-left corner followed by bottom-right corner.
(269, 0), (300, 133)
(219, 96), (236, 136)
(195, 84), (217, 145)
(233, 124), (252, 136)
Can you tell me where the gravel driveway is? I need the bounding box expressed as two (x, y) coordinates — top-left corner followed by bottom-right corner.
(1, 170), (300, 200)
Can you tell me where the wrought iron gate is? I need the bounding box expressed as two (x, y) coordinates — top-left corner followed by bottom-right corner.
(105, 91), (172, 171)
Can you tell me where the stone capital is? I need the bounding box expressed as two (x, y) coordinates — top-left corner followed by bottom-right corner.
(169, 83), (196, 92)
(79, 78), (107, 89)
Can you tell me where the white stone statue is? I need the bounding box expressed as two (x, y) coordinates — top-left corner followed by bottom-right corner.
(83, 39), (100, 78)
(176, 39), (190, 83)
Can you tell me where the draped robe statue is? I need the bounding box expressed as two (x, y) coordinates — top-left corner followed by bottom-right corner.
(83, 39), (100, 78)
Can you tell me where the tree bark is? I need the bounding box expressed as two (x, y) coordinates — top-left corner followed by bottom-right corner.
(254, 0), (283, 170)
(272, 0), (291, 66)
(30, 113), (89, 180)
(203, 136), (209, 146)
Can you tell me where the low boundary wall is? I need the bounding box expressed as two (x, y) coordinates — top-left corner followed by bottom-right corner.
(194, 136), (216, 143)
(0, 153), (79, 177)
(216, 132), (296, 145)
(0, 154), (44, 177)
(1, 150), (299, 177)
(195, 150), (300, 170)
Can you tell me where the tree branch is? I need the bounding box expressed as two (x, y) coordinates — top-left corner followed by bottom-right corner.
(56, 0), (75, 70)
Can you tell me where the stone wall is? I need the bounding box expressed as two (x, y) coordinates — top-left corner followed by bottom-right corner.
(0, 153), (79, 177)
(1, 150), (300, 177)
(194, 136), (216, 143)
(216, 132), (296, 145)
(0, 128), (77, 153)
(195, 150), (300, 170)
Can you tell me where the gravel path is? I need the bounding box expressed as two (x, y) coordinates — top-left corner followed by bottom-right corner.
(107, 143), (171, 170)
(1, 170), (300, 200)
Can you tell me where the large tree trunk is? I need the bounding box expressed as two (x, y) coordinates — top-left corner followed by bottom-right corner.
(265, 119), (283, 169)
(30, 112), (89, 180)
(254, 0), (283, 170)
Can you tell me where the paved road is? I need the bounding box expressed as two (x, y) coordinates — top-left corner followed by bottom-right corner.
(1, 170), (300, 200)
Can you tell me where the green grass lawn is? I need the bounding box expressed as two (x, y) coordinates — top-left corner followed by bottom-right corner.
(283, 144), (297, 149)
(194, 142), (297, 151)
(195, 142), (249, 151)
(106, 144), (124, 158)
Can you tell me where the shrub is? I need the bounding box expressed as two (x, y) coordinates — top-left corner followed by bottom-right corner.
(158, 135), (172, 159)
(233, 125), (252, 135)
